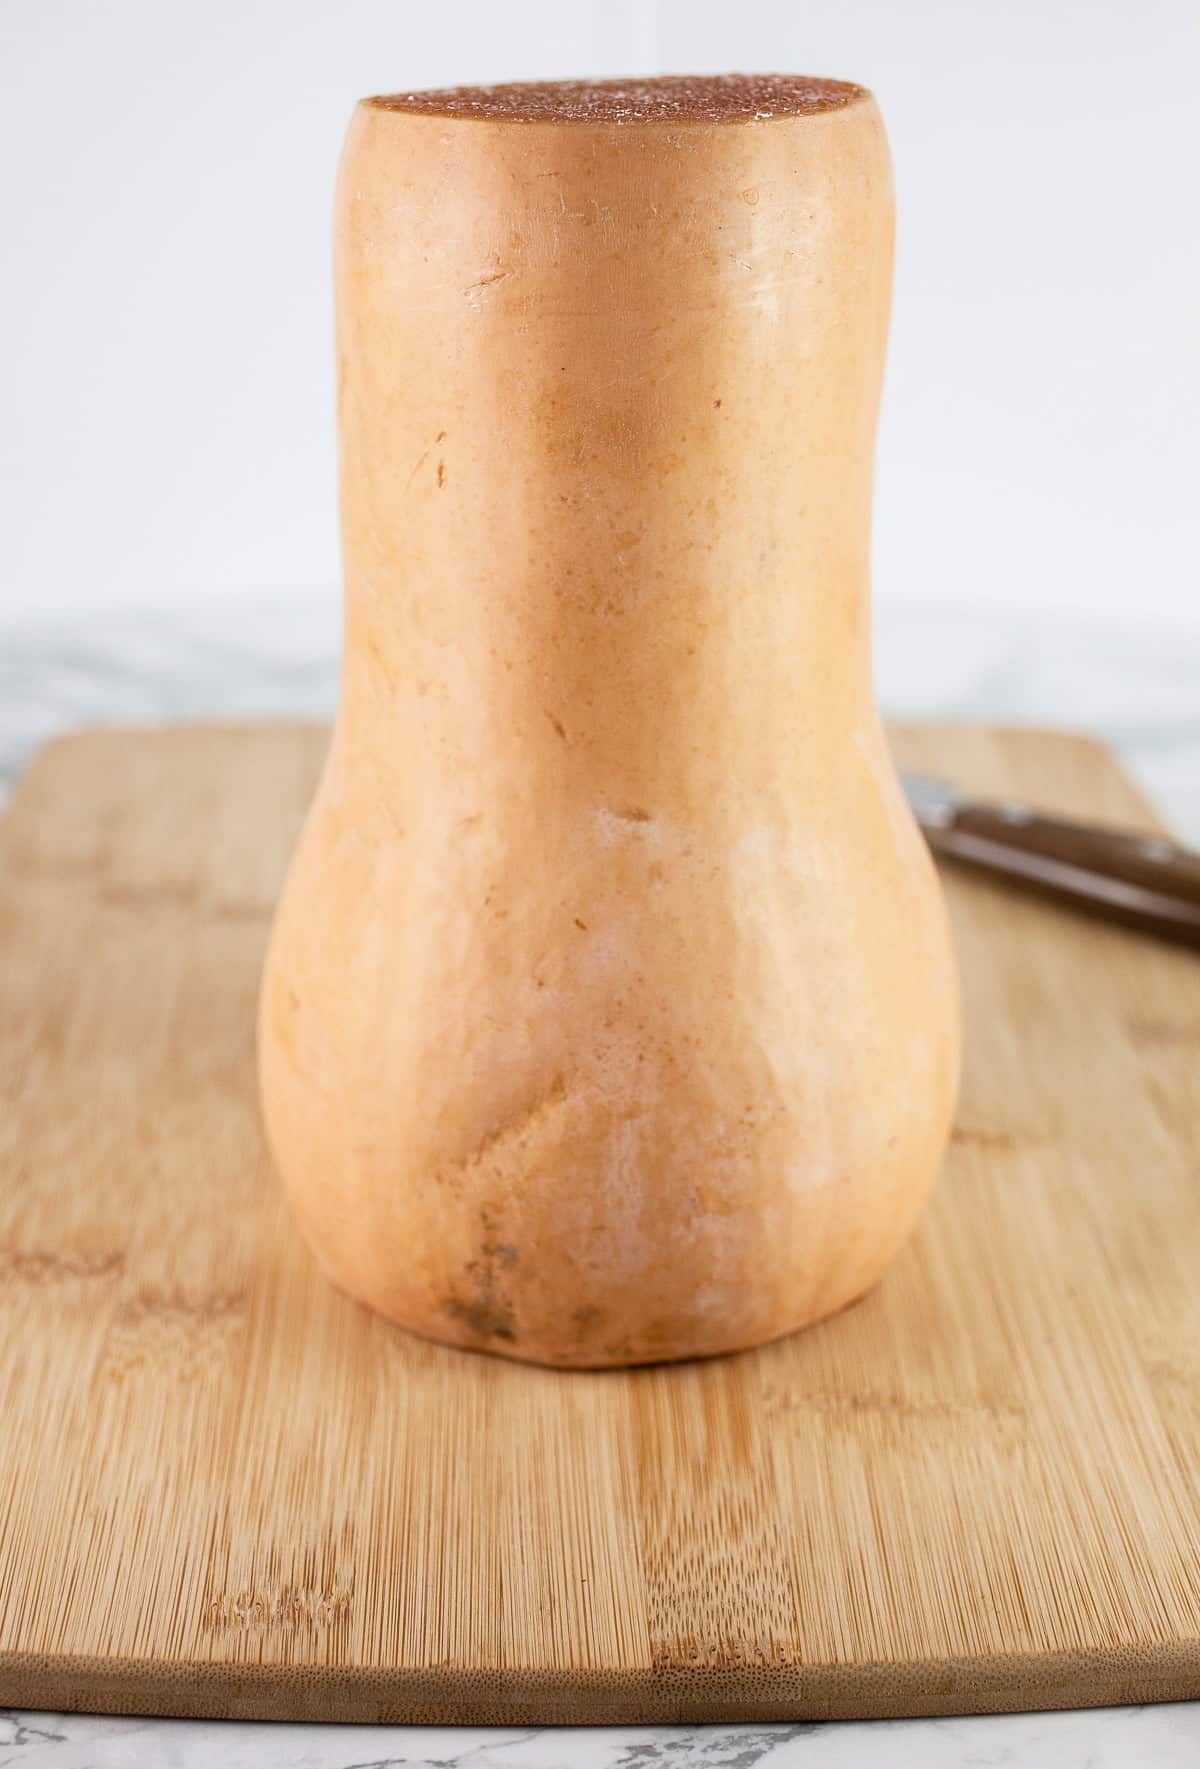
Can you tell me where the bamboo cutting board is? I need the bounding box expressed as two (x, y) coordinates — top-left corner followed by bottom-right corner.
(1, 723), (1198, 1725)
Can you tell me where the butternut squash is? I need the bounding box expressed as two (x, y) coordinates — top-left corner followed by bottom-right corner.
(258, 75), (961, 1367)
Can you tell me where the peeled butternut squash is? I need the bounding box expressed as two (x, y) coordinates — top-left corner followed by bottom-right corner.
(258, 75), (960, 1367)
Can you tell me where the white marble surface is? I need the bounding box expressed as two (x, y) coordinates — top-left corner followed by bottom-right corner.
(2, 1703), (1200, 1769)
(2, 594), (1198, 1769)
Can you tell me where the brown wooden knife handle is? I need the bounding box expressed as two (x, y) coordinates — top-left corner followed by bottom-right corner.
(925, 806), (1200, 949)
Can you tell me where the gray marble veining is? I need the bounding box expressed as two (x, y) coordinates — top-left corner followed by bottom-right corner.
(2, 595), (1198, 1768)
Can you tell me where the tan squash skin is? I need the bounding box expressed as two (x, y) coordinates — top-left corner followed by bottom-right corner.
(258, 76), (961, 1368)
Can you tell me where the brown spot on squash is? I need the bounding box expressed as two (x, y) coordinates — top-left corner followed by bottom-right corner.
(445, 1293), (515, 1341)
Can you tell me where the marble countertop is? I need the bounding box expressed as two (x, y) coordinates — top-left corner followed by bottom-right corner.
(3, 1703), (1200, 1769)
(2, 594), (1198, 1769)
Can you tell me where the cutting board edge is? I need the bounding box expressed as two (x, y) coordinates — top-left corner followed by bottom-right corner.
(3, 1644), (1199, 1726)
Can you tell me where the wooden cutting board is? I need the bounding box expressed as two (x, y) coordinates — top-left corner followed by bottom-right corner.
(1, 724), (1198, 1726)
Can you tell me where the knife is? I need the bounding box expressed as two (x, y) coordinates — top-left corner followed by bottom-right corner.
(902, 771), (1200, 949)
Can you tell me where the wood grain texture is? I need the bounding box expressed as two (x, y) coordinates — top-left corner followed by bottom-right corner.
(1, 723), (1198, 1724)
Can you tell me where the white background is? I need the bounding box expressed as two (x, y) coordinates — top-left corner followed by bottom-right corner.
(2, 0), (1197, 626)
